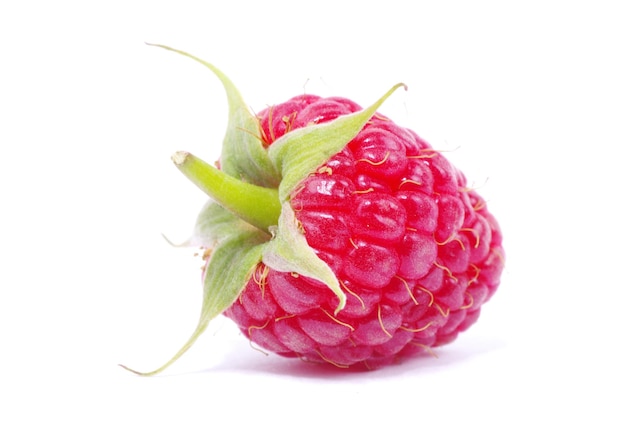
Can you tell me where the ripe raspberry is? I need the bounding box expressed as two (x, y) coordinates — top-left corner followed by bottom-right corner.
(122, 45), (504, 375)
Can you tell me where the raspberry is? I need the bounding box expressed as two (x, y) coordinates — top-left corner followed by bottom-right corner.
(223, 96), (503, 369)
(122, 45), (504, 375)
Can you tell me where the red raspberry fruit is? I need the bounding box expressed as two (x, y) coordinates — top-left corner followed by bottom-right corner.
(122, 45), (504, 375)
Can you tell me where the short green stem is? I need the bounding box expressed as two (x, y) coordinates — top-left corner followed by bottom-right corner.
(172, 151), (281, 232)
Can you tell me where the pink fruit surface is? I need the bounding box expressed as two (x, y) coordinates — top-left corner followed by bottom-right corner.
(223, 95), (504, 369)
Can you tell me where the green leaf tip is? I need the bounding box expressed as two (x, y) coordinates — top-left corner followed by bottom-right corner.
(147, 43), (279, 187)
(263, 205), (346, 314)
(119, 230), (266, 377)
(269, 82), (408, 202)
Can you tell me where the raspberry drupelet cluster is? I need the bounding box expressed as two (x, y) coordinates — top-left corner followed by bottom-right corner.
(224, 95), (504, 369)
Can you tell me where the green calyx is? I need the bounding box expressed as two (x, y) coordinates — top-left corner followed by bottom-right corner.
(121, 44), (405, 376)
(171, 151), (281, 232)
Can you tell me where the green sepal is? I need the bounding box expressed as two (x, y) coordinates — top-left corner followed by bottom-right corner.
(147, 43), (280, 187)
(177, 200), (271, 248)
(263, 204), (346, 313)
(268, 83), (407, 202)
(120, 229), (267, 376)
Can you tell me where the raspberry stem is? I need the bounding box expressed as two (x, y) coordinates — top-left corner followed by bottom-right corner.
(172, 151), (281, 232)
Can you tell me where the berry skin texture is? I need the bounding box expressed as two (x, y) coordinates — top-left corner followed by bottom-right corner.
(224, 96), (504, 369)
(121, 45), (504, 375)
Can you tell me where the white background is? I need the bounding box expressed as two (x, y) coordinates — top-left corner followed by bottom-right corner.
(1, 1), (624, 444)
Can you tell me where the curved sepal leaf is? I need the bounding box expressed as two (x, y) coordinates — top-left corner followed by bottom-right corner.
(268, 83), (407, 202)
(171, 200), (270, 249)
(147, 43), (280, 187)
(262, 204), (346, 314)
(120, 230), (266, 376)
